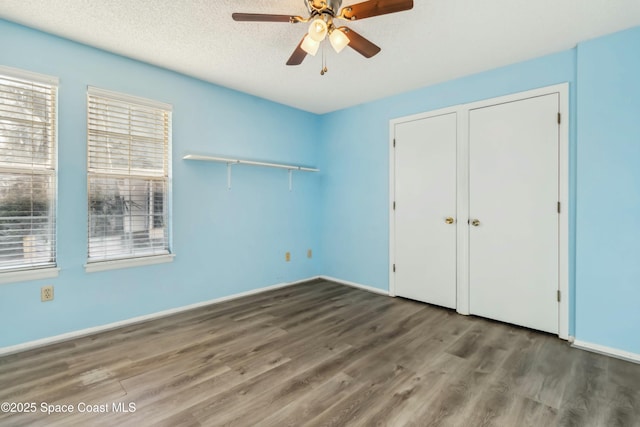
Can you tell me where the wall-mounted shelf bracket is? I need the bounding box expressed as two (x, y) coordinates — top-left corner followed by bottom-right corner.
(183, 154), (319, 191)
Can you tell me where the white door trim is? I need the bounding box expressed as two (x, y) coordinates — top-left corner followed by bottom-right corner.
(389, 83), (569, 340)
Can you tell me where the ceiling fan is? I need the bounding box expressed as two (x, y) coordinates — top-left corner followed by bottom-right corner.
(232, 0), (414, 66)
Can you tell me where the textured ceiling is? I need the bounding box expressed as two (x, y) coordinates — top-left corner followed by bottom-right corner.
(1, 0), (640, 113)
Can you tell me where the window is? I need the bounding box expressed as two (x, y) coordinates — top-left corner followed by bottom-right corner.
(87, 87), (171, 266)
(0, 67), (57, 273)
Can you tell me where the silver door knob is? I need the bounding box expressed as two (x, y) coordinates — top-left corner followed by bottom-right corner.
(471, 219), (480, 227)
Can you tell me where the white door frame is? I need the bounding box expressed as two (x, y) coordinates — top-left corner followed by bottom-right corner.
(389, 83), (569, 340)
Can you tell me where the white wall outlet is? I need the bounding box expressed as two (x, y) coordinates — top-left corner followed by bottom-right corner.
(41, 285), (54, 302)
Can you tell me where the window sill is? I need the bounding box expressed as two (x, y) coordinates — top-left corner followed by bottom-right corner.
(84, 254), (175, 273)
(0, 267), (60, 285)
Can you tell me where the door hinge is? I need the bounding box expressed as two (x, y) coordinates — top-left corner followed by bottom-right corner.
(557, 113), (561, 125)
(393, 264), (396, 273)
(557, 201), (561, 214)
(557, 290), (561, 302)
(393, 139), (396, 147)
(393, 201), (396, 210)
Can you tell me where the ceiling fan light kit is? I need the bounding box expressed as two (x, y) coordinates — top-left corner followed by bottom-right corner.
(329, 28), (350, 53)
(301, 34), (321, 55)
(309, 18), (329, 42)
(232, 0), (414, 68)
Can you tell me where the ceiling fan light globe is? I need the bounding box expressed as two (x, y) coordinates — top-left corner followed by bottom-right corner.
(301, 34), (320, 56)
(329, 29), (350, 53)
(308, 18), (328, 42)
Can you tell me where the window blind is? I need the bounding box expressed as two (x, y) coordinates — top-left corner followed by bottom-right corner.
(87, 87), (171, 263)
(0, 69), (57, 272)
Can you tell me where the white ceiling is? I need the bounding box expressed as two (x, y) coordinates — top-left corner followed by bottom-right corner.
(1, 0), (640, 114)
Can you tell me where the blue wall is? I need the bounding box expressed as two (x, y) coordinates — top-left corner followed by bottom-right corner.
(319, 50), (577, 292)
(0, 20), (322, 348)
(575, 26), (640, 354)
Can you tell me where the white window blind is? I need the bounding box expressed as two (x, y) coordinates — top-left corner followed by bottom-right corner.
(0, 68), (57, 272)
(87, 87), (171, 263)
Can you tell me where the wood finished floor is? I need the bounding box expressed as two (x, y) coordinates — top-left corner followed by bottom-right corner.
(1, 280), (639, 427)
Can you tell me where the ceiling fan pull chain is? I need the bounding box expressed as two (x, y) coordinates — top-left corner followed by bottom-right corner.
(321, 43), (328, 75)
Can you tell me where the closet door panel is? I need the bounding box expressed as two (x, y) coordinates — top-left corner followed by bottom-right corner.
(469, 94), (559, 333)
(395, 113), (457, 308)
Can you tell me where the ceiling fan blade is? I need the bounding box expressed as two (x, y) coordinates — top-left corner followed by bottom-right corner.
(339, 0), (414, 21)
(341, 27), (381, 58)
(286, 36), (308, 66)
(232, 13), (300, 23)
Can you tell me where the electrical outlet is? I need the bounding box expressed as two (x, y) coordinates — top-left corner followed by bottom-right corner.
(285, 252), (291, 262)
(307, 249), (312, 259)
(41, 285), (54, 302)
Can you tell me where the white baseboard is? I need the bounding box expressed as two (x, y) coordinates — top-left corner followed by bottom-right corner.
(319, 275), (390, 296)
(0, 277), (313, 357)
(572, 339), (640, 364)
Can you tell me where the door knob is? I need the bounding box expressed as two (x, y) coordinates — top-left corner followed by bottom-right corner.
(471, 219), (481, 227)
(445, 217), (455, 224)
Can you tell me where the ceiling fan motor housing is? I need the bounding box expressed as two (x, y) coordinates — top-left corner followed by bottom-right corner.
(310, 0), (343, 15)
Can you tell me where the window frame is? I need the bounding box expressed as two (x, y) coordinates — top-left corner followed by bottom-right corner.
(84, 86), (173, 273)
(0, 65), (59, 284)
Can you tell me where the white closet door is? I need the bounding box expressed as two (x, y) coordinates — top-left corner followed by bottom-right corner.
(469, 94), (559, 334)
(395, 113), (457, 309)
